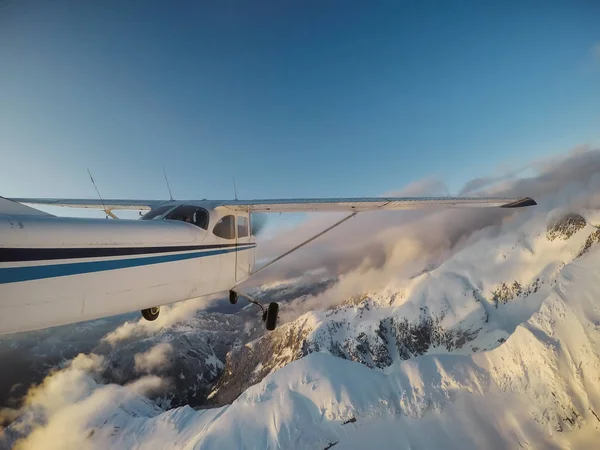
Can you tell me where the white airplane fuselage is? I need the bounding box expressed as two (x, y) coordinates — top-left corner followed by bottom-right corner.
(0, 207), (255, 335)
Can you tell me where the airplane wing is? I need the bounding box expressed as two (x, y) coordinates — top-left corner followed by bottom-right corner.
(7, 196), (537, 214)
(0, 197), (55, 216)
(7, 198), (163, 211)
(218, 196), (537, 213)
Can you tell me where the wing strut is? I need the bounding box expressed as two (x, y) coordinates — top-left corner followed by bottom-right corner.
(232, 212), (357, 331)
(250, 212), (357, 277)
(87, 169), (119, 219)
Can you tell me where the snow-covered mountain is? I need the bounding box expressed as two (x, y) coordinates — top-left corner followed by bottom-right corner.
(210, 211), (600, 406)
(3, 204), (600, 449)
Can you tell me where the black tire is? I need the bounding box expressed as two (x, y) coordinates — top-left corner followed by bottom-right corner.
(265, 302), (278, 331)
(229, 290), (238, 305)
(141, 306), (160, 321)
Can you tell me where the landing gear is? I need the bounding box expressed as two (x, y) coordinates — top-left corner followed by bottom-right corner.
(141, 306), (160, 321)
(231, 289), (278, 330)
(263, 302), (279, 331)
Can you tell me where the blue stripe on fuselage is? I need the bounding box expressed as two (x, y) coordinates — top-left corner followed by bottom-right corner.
(0, 244), (256, 284)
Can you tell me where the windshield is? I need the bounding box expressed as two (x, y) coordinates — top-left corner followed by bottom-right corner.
(140, 205), (176, 220)
(165, 205), (210, 230)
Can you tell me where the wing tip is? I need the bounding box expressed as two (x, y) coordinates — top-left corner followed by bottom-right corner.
(500, 197), (537, 208)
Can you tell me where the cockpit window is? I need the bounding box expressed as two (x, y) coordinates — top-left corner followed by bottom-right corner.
(237, 216), (249, 238)
(164, 205), (209, 230)
(213, 215), (235, 239)
(140, 205), (176, 220)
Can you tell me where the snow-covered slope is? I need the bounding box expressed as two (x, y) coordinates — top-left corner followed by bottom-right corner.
(210, 212), (600, 405)
(4, 208), (600, 449)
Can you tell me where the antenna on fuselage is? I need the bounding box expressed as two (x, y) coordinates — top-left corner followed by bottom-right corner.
(232, 173), (238, 201)
(163, 166), (174, 201)
(87, 169), (113, 219)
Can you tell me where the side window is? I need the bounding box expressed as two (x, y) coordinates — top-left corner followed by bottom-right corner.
(237, 216), (249, 238)
(213, 215), (235, 239)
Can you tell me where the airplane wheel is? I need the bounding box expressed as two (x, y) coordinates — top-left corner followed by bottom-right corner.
(141, 306), (160, 321)
(229, 290), (238, 305)
(265, 302), (279, 331)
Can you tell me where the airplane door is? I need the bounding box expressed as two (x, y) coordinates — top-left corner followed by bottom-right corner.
(235, 213), (252, 282)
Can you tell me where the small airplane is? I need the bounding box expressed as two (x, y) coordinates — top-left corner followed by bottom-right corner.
(0, 194), (536, 335)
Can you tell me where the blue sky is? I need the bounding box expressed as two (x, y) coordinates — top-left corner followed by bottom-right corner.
(1, 1), (599, 214)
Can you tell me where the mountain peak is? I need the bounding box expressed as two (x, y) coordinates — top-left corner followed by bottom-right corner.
(546, 213), (587, 241)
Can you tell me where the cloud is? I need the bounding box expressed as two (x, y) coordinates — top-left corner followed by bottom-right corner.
(250, 145), (600, 321)
(22, 354), (106, 415)
(125, 375), (170, 397)
(592, 42), (600, 62)
(457, 164), (534, 195)
(102, 294), (223, 345)
(68, 353), (105, 373)
(3, 354), (106, 449)
(250, 176), (455, 285)
(2, 353), (166, 450)
(134, 343), (173, 374)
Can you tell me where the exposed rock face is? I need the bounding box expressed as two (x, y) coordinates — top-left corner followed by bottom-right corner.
(319, 312), (480, 366)
(0, 308), (268, 411)
(209, 319), (311, 405)
(489, 278), (541, 308)
(546, 213), (586, 241)
(577, 229), (600, 258)
(210, 297), (483, 405)
(97, 311), (260, 408)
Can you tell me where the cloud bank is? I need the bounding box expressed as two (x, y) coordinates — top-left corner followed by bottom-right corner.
(249, 145), (600, 321)
(1, 354), (167, 450)
(101, 294), (223, 346)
